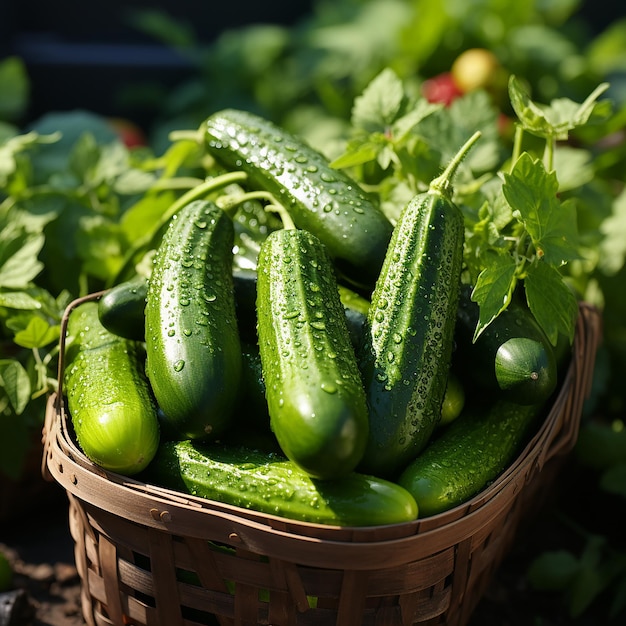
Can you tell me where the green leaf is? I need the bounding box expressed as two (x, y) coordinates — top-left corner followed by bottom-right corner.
(351, 67), (405, 132)
(0, 359), (31, 414)
(569, 541), (608, 618)
(76, 216), (126, 282)
(508, 75), (611, 140)
(599, 463), (626, 498)
(502, 152), (579, 266)
(0, 291), (43, 310)
(524, 261), (579, 344)
(471, 254), (518, 340)
(330, 136), (385, 169)
(0, 56), (29, 121)
(0, 231), (45, 289)
(553, 146), (595, 192)
(12, 315), (61, 349)
(391, 99), (441, 142)
(598, 187), (626, 276)
(0, 410), (31, 479)
(527, 550), (580, 591)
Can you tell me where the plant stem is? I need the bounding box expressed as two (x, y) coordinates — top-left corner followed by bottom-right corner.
(111, 171), (247, 285)
(430, 131), (482, 199)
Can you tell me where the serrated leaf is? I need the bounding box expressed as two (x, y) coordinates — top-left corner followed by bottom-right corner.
(13, 315), (61, 349)
(509, 75), (611, 140)
(351, 67), (405, 132)
(503, 153), (579, 266)
(0, 359), (31, 414)
(524, 261), (579, 345)
(471, 254), (518, 340)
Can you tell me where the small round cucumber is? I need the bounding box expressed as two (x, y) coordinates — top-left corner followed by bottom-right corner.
(455, 285), (558, 405)
(495, 337), (557, 404)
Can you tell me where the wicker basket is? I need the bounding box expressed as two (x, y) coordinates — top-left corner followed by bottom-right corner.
(42, 298), (601, 626)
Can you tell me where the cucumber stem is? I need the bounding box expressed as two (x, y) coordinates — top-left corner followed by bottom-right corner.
(429, 131), (482, 199)
(267, 200), (296, 230)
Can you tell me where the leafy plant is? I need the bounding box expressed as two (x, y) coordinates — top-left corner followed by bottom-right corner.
(330, 68), (613, 345)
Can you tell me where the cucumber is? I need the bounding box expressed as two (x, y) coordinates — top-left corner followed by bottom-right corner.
(357, 133), (481, 478)
(256, 227), (369, 480)
(338, 284), (370, 350)
(143, 440), (418, 526)
(454, 285), (558, 405)
(237, 341), (270, 430)
(145, 199), (242, 440)
(398, 399), (542, 517)
(98, 274), (148, 341)
(204, 108), (393, 290)
(63, 301), (160, 475)
(94, 266), (370, 351)
(439, 371), (465, 426)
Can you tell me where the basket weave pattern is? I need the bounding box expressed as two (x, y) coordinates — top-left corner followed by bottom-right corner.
(42, 302), (601, 626)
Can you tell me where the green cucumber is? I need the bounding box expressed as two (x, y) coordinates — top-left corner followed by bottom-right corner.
(256, 227), (369, 480)
(64, 301), (160, 475)
(145, 199), (242, 440)
(98, 275), (148, 341)
(357, 133), (481, 478)
(454, 285), (558, 405)
(204, 108), (393, 289)
(439, 371), (465, 426)
(338, 284), (370, 350)
(143, 440), (418, 526)
(398, 399), (542, 517)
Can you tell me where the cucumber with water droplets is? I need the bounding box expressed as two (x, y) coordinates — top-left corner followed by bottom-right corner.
(64, 301), (160, 475)
(398, 398), (542, 517)
(145, 199), (242, 440)
(454, 285), (558, 405)
(97, 275), (148, 341)
(204, 108), (393, 289)
(143, 439), (418, 526)
(256, 226), (369, 480)
(357, 132), (481, 478)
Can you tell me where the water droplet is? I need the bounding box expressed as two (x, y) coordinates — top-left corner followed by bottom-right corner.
(174, 360), (185, 372)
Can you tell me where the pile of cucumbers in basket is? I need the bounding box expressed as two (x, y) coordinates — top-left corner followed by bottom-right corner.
(63, 109), (568, 526)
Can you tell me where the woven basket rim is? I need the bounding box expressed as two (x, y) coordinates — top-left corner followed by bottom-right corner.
(42, 299), (601, 567)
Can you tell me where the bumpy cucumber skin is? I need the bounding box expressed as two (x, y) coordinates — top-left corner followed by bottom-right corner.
(143, 440), (418, 526)
(64, 302), (160, 475)
(256, 228), (369, 480)
(145, 200), (242, 440)
(98, 275), (148, 341)
(357, 190), (464, 478)
(204, 108), (393, 289)
(398, 399), (541, 517)
(454, 286), (558, 405)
